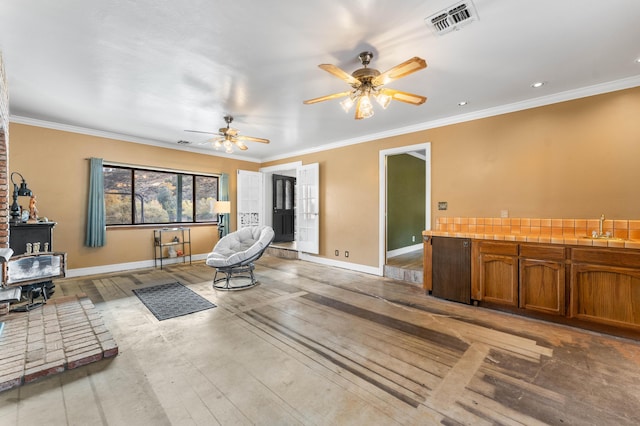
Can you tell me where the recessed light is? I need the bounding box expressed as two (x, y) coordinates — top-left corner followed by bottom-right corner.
(635, 58), (640, 64)
(531, 81), (545, 88)
(458, 101), (468, 106)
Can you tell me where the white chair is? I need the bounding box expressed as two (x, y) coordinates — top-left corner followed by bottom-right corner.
(205, 226), (275, 290)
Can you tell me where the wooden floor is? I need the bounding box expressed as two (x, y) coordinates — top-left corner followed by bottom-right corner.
(1, 255), (639, 425)
(387, 248), (423, 270)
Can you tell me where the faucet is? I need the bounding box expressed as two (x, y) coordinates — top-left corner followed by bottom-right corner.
(599, 213), (605, 236)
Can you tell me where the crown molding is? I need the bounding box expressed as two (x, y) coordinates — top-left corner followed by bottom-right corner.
(10, 74), (640, 165)
(260, 75), (640, 163)
(8, 115), (262, 163)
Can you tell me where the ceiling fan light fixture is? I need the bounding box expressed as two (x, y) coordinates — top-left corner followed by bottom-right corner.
(375, 92), (392, 109)
(184, 115), (269, 153)
(304, 51), (427, 120)
(340, 96), (355, 113)
(355, 95), (374, 120)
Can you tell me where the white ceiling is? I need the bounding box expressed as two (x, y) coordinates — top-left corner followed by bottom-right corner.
(1, 0), (639, 162)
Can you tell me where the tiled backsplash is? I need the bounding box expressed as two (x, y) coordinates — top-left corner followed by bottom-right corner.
(431, 217), (640, 248)
(436, 217), (640, 240)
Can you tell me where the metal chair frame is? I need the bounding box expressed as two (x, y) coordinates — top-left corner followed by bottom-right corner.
(211, 233), (274, 291)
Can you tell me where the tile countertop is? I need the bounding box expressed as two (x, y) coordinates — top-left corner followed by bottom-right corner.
(422, 230), (640, 250)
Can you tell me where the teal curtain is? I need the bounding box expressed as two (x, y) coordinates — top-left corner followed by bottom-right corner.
(85, 157), (106, 247)
(220, 173), (230, 236)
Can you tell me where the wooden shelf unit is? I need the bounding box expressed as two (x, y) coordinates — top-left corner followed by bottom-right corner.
(153, 227), (191, 269)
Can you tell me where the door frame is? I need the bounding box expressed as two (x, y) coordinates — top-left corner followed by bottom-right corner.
(378, 143), (431, 275)
(259, 161), (303, 239)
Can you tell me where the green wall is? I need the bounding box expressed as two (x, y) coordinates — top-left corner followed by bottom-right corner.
(387, 154), (425, 251)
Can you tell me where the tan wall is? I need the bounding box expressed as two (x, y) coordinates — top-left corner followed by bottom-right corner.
(429, 88), (640, 219)
(8, 123), (259, 269)
(9, 86), (640, 271)
(263, 86), (640, 267)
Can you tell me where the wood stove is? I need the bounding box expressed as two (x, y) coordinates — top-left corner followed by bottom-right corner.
(0, 250), (66, 311)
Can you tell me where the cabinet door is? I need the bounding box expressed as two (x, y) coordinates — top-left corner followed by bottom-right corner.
(519, 259), (565, 315)
(480, 253), (518, 306)
(570, 263), (640, 330)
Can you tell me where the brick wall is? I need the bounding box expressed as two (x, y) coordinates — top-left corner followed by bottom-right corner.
(0, 52), (9, 314)
(0, 53), (8, 249)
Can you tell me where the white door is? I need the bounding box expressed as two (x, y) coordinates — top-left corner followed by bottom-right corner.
(237, 170), (263, 229)
(296, 163), (319, 254)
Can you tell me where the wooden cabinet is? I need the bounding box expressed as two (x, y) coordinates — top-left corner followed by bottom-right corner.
(423, 235), (432, 292)
(475, 241), (518, 306)
(570, 248), (640, 330)
(519, 244), (566, 316)
(425, 233), (640, 336)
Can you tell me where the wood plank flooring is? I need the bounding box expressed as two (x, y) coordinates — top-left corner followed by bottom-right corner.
(386, 249), (423, 270)
(1, 255), (639, 425)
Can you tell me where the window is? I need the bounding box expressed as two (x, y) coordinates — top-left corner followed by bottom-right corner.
(104, 165), (219, 225)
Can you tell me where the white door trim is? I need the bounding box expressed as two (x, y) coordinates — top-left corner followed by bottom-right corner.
(378, 143), (431, 275)
(259, 161), (303, 173)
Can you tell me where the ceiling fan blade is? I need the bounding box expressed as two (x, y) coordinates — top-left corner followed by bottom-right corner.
(379, 88), (427, 105)
(234, 140), (249, 151)
(303, 91), (352, 105)
(210, 137), (225, 146)
(194, 137), (222, 146)
(372, 57), (427, 86)
(318, 64), (361, 86)
(184, 129), (217, 135)
(237, 135), (270, 144)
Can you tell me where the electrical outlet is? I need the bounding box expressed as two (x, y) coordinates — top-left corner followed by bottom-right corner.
(412, 236), (416, 242)
(345, 251), (349, 258)
(335, 250), (339, 256)
(438, 201), (448, 210)
(500, 209), (509, 218)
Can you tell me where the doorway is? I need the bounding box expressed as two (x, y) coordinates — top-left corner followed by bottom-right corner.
(259, 161), (303, 251)
(272, 174), (296, 242)
(378, 143), (431, 279)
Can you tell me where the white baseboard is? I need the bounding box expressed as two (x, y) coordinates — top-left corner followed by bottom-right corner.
(65, 252), (382, 279)
(65, 253), (208, 278)
(387, 243), (422, 259)
(298, 253), (383, 276)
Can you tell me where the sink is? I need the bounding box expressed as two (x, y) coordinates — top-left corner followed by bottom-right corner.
(580, 235), (626, 242)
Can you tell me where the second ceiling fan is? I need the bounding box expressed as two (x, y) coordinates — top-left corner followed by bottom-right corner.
(304, 51), (428, 119)
(185, 115), (269, 153)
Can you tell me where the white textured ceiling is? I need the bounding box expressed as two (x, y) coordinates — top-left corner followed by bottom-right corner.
(1, 0), (639, 162)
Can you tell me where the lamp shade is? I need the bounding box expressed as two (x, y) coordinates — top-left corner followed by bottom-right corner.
(213, 200), (231, 214)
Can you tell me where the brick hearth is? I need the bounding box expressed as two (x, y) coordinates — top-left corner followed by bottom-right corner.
(0, 294), (118, 392)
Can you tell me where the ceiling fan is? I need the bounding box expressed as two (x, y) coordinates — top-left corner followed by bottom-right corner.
(303, 51), (428, 119)
(185, 115), (270, 153)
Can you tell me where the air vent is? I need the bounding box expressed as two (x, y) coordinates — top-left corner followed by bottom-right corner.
(177, 140), (191, 145)
(425, 1), (478, 35)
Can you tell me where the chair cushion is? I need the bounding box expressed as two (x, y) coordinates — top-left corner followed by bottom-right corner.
(206, 226), (274, 268)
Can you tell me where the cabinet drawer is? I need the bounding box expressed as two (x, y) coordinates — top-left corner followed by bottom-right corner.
(478, 241), (518, 256)
(572, 247), (640, 268)
(520, 244), (567, 261)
